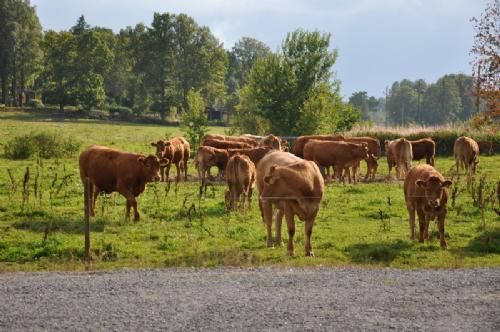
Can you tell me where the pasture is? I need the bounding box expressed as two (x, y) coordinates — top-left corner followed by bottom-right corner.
(0, 112), (499, 272)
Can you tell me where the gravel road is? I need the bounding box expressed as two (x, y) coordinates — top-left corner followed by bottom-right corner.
(0, 267), (498, 331)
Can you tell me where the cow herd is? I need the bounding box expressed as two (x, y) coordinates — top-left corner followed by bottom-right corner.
(78, 133), (489, 256)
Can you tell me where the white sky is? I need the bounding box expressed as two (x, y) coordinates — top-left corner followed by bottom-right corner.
(31, 0), (489, 98)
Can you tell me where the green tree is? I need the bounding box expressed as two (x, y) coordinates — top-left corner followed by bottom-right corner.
(241, 29), (340, 135)
(41, 30), (78, 111)
(348, 91), (379, 121)
(422, 76), (462, 124)
(0, 0), (42, 105)
(181, 89), (207, 151)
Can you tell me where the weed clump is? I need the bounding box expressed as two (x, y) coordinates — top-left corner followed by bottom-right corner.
(3, 131), (80, 159)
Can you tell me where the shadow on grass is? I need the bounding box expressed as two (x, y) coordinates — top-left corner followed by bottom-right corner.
(12, 211), (106, 233)
(345, 239), (415, 263)
(460, 228), (500, 256)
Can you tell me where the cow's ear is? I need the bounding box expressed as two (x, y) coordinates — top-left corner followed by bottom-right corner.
(165, 142), (171, 147)
(416, 180), (426, 188)
(151, 142), (157, 147)
(441, 180), (452, 188)
(138, 156), (145, 163)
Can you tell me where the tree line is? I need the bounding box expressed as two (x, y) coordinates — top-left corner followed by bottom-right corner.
(1, 0), (496, 136)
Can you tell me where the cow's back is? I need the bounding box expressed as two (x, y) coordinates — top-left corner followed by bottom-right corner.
(454, 136), (479, 163)
(79, 145), (133, 193)
(410, 138), (435, 161)
(256, 151), (302, 193)
(292, 134), (344, 158)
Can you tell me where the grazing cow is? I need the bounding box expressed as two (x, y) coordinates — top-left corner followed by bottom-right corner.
(226, 154), (256, 210)
(345, 136), (381, 180)
(292, 134), (344, 158)
(79, 145), (161, 222)
(227, 146), (273, 165)
(410, 138), (436, 166)
(453, 136), (479, 174)
(385, 138), (413, 180)
(202, 138), (253, 150)
(477, 140), (493, 155)
(151, 137), (190, 182)
(404, 164), (452, 249)
(257, 151), (324, 256)
(304, 140), (369, 184)
(195, 146), (230, 192)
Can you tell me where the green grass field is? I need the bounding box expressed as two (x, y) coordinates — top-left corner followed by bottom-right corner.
(0, 111), (499, 272)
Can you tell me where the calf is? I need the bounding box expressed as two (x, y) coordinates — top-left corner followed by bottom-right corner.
(385, 138), (413, 180)
(226, 154), (256, 210)
(257, 151), (324, 256)
(151, 137), (190, 182)
(410, 138), (435, 166)
(258, 134), (282, 150)
(79, 145), (161, 222)
(453, 136), (479, 175)
(404, 164), (452, 249)
(195, 146), (229, 193)
(345, 136), (381, 180)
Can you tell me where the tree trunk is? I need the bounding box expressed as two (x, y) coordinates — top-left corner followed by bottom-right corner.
(1, 71), (7, 105)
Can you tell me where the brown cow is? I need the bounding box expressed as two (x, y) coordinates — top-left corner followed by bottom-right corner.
(151, 137), (190, 182)
(292, 134), (344, 158)
(404, 164), (452, 249)
(202, 138), (253, 150)
(303, 140), (369, 184)
(226, 154), (256, 210)
(257, 151), (324, 256)
(79, 145), (161, 222)
(477, 140), (493, 155)
(227, 146), (273, 165)
(345, 136), (381, 180)
(258, 134), (282, 150)
(410, 138), (435, 166)
(195, 146), (230, 192)
(453, 136), (479, 174)
(385, 138), (413, 180)
(202, 134), (259, 147)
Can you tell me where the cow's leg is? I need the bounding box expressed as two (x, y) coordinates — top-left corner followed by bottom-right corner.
(275, 208), (284, 246)
(90, 185), (100, 217)
(415, 207), (426, 242)
(261, 200), (274, 247)
(175, 162), (181, 184)
(418, 213), (428, 243)
(159, 165), (165, 182)
(247, 187), (253, 209)
(408, 203), (416, 240)
(284, 205), (295, 256)
(165, 163), (171, 182)
(184, 158), (189, 181)
(438, 213), (448, 249)
(387, 162), (392, 179)
(304, 218), (315, 257)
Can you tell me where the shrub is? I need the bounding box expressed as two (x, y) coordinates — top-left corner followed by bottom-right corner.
(3, 131), (81, 160)
(27, 99), (44, 108)
(109, 106), (133, 120)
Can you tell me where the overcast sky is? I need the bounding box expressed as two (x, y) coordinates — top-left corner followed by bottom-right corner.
(31, 0), (489, 99)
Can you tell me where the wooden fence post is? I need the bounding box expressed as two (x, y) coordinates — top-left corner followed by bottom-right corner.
(83, 177), (91, 265)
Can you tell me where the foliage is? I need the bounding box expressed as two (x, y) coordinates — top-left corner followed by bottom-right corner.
(470, 0), (500, 113)
(181, 90), (207, 151)
(3, 131), (81, 159)
(240, 29), (343, 135)
(27, 99), (44, 108)
(349, 91), (380, 121)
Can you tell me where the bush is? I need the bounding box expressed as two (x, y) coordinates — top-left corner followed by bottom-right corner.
(109, 106), (133, 120)
(3, 131), (81, 159)
(27, 99), (44, 108)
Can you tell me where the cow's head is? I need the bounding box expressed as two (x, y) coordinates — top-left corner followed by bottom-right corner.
(138, 155), (162, 182)
(357, 142), (369, 160)
(416, 176), (452, 211)
(260, 135), (282, 151)
(366, 154), (378, 167)
(150, 140), (167, 158)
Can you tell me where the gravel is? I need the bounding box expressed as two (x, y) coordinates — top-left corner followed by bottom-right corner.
(0, 267), (499, 331)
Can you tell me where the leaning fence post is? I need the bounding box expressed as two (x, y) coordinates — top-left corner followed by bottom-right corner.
(83, 177), (91, 265)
